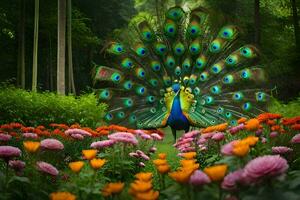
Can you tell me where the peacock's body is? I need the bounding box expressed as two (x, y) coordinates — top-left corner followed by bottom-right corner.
(94, 5), (269, 140)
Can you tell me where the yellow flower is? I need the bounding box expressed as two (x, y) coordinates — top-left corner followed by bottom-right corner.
(158, 153), (166, 159)
(90, 158), (106, 170)
(204, 164), (228, 181)
(182, 152), (197, 160)
(153, 159), (167, 166)
(135, 172), (152, 182)
(157, 164), (170, 174)
(101, 182), (124, 197)
(68, 161), (84, 173)
(169, 168), (194, 184)
(82, 149), (97, 160)
(50, 191), (76, 200)
(23, 141), (40, 153)
(232, 142), (250, 157)
(135, 190), (159, 200)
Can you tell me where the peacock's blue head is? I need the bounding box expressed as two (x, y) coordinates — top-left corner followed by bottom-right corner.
(172, 83), (181, 93)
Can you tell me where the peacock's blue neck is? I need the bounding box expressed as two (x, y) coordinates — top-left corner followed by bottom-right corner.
(167, 95), (190, 130)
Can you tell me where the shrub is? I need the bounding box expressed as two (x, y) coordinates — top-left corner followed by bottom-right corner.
(268, 97), (300, 117)
(0, 86), (107, 128)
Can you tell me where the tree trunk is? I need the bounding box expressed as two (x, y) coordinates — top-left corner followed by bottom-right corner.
(17, 0), (26, 89)
(67, 0), (75, 94)
(254, 0), (261, 45)
(32, 0), (39, 91)
(57, 0), (66, 95)
(291, 0), (300, 49)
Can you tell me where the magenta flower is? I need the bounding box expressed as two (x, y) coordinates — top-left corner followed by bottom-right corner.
(65, 128), (92, 137)
(36, 161), (59, 176)
(197, 137), (207, 144)
(221, 169), (244, 190)
(228, 124), (245, 135)
(255, 129), (263, 136)
(22, 132), (38, 139)
(90, 140), (115, 149)
(243, 155), (288, 183)
(291, 133), (300, 144)
(129, 152), (139, 158)
(0, 146), (21, 159)
(189, 170), (211, 186)
(0, 134), (12, 142)
(151, 133), (162, 141)
(184, 130), (200, 138)
(70, 134), (84, 140)
(136, 150), (150, 160)
(9, 160), (26, 171)
(261, 137), (267, 144)
(138, 133), (152, 140)
(221, 140), (238, 156)
(211, 132), (225, 142)
(149, 146), (157, 153)
(201, 132), (214, 139)
(269, 131), (278, 138)
(272, 146), (293, 154)
(40, 139), (64, 150)
(108, 132), (138, 145)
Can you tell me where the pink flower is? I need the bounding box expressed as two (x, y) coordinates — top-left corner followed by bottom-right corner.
(291, 133), (300, 144)
(184, 130), (200, 138)
(9, 160), (26, 171)
(201, 132), (214, 139)
(108, 132), (138, 145)
(0, 146), (21, 159)
(40, 139), (64, 150)
(243, 155), (288, 183)
(65, 128), (92, 137)
(36, 161), (59, 176)
(197, 137), (207, 144)
(269, 131), (278, 138)
(139, 133), (152, 140)
(90, 140), (115, 149)
(0, 134), (12, 141)
(136, 150), (150, 160)
(211, 132), (225, 141)
(22, 132), (38, 139)
(149, 146), (157, 153)
(221, 140), (238, 156)
(272, 146), (293, 154)
(129, 152), (139, 158)
(189, 170), (211, 186)
(229, 124), (245, 135)
(221, 169), (244, 190)
(70, 134), (84, 140)
(255, 129), (263, 136)
(151, 133), (162, 141)
(261, 137), (267, 144)
(139, 162), (145, 167)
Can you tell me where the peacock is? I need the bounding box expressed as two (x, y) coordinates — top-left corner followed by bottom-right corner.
(93, 4), (269, 141)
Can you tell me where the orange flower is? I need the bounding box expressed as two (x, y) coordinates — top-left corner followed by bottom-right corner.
(135, 190), (159, 200)
(242, 136), (259, 146)
(135, 172), (153, 182)
(181, 152), (196, 160)
(266, 120), (276, 126)
(202, 123), (228, 133)
(69, 161), (84, 173)
(90, 158), (106, 170)
(204, 164), (227, 181)
(50, 191), (76, 200)
(257, 113), (282, 122)
(82, 149), (97, 160)
(157, 164), (170, 174)
(291, 124), (300, 130)
(180, 159), (197, 168)
(245, 119), (260, 131)
(153, 159), (167, 166)
(101, 182), (124, 197)
(238, 117), (247, 124)
(271, 125), (281, 131)
(23, 141), (40, 153)
(158, 153), (166, 159)
(232, 142), (250, 157)
(130, 180), (153, 192)
(169, 168), (194, 183)
(282, 116), (300, 125)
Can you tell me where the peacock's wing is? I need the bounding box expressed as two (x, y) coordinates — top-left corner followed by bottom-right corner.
(94, 4), (269, 129)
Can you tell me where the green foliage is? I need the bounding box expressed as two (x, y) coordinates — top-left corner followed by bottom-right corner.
(0, 86), (107, 128)
(268, 97), (300, 117)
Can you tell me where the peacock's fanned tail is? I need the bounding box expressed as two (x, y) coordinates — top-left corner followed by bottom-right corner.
(93, 5), (269, 129)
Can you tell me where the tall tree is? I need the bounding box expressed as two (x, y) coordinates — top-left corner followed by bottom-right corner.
(17, 0), (26, 89)
(32, 0), (39, 91)
(67, 0), (75, 94)
(57, 0), (66, 95)
(290, 0), (300, 49)
(254, 0), (261, 45)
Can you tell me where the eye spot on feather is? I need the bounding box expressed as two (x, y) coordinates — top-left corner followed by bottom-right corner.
(176, 48), (181, 53)
(117, 47), (122, 52)
(169, 28), (174, 33)
(146, 33), (151, 38)
(160, 48), (165, 52)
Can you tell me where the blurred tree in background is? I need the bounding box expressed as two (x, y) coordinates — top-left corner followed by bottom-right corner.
(0, 0), (299, 101)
